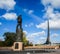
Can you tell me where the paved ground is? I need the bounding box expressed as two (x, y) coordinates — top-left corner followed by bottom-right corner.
(0, 49), (60, 54)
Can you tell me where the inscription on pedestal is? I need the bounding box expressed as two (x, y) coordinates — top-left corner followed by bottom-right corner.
(15, 43), (19, 49)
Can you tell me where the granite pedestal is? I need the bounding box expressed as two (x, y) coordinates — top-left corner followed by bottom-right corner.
(13, 42), (23, 51)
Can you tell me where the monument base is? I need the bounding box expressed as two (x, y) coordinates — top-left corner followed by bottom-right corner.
(13, 42), (23, 51)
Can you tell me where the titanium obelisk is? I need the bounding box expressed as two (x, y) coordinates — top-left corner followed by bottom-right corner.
(45, 20), (51, 44)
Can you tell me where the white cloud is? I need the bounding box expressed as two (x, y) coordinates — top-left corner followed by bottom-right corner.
(39, 0), (60, 29)
(31, 31), (45, 37)
(23, 9), (27, 12)
(25, 24), (28, 27)
(36, 37), (46, 44)
(23, 31), (28, 35)
(40, 37), (46, 40)
(23, 9), (34, 14)
(52, 33), (59, 37)
(28, 10), (34, 14)
(0, 36), (4, 41)
(23, 9), (41, 22)
(29, 23), (34, 27)
(36, 20), (60, 29)
(42, 0), (60, 20)
(0, 22), (2, 25)
(2, 13), (17, 20)
(28, 10), (42, 22)
(25, 23), (34, 27)
(42, 0), (60, 9)
(27, 31), (45, 40)
(51, 33), (60, 43)
(0, 0), (16, 11)
(43, 6), (60, 20)
(30, 14), (41, 22)
(3, 28), (9, 31)
(36, 21), (47, 29)
(26, 31), (46, 44)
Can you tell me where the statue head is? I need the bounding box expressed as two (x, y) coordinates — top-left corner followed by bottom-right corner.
(17, 15), (22, 24)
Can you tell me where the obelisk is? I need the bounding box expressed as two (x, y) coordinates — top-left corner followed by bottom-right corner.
(45, 20), (51, 44)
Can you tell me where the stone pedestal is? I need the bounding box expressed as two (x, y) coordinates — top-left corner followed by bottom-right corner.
(13, 42), (23, 51)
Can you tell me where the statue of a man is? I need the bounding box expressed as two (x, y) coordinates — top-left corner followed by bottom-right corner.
(17, 15), (22, 26)
(16, 15), (23, 42)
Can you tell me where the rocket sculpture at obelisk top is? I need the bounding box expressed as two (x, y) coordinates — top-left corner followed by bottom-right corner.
(45, 20), (51, 44)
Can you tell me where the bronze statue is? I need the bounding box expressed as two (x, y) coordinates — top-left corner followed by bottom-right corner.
(16, 15), (23, 42)
(17, 15), (22, 28)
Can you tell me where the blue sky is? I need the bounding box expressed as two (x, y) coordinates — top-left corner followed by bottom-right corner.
(0, 0), (60, 44)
